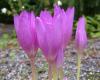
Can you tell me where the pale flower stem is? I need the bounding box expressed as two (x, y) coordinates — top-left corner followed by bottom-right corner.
(48, 64), (52, 80)
(32, 64), (37, 80)
(77, 53), (81, 80)
(51, 63), (58, 80)
(58, 67), (64, 80)
(30, 61), (37, 80)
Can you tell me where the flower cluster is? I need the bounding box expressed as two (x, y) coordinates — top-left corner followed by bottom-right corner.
(14, 5), (87, 80)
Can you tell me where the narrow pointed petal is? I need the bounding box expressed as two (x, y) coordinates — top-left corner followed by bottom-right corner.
(65, 7), (75, 45)
(36, 17), (55, 61)
(75, 16), (87, 50)
(50, 15), (62, 50)
(35, 17), (48, 55)
(54, 5), (61, 16)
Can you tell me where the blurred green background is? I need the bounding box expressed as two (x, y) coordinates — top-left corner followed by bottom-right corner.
(0, 0), (100, 38)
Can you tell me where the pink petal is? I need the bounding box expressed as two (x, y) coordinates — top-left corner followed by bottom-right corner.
(35, 17), (49, 57)
(54, 5), (61, 16)
(65, 7), (75, 45)
(52, 15), (63, 49)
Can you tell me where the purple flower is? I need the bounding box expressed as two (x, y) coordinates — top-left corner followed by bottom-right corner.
(75, 16), (87, 51)
(54, 5), (75, 68)
(14, 11), (38, 59)
(36, 5), (75, 67)
(36, 10), (63, 63)
(54, 5), (75, 47)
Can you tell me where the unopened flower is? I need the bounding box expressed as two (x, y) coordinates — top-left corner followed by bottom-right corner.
(75, 16), (87, 80)
(75, 16), (87, 51)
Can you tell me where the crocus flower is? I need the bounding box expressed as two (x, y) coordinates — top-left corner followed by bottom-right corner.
(75, 16), (87, 80)
(54, 5), (75, 67)
(54, 5), (75, 47)
(36, 10), (63, 80)
(54, 5), (75, 80)
(35, 5), (74, 80)
(14, 11), (38, 80)
(75, 16), (87, 51)
(14, 11), (38, 59)
(36, 11), (62, 64)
